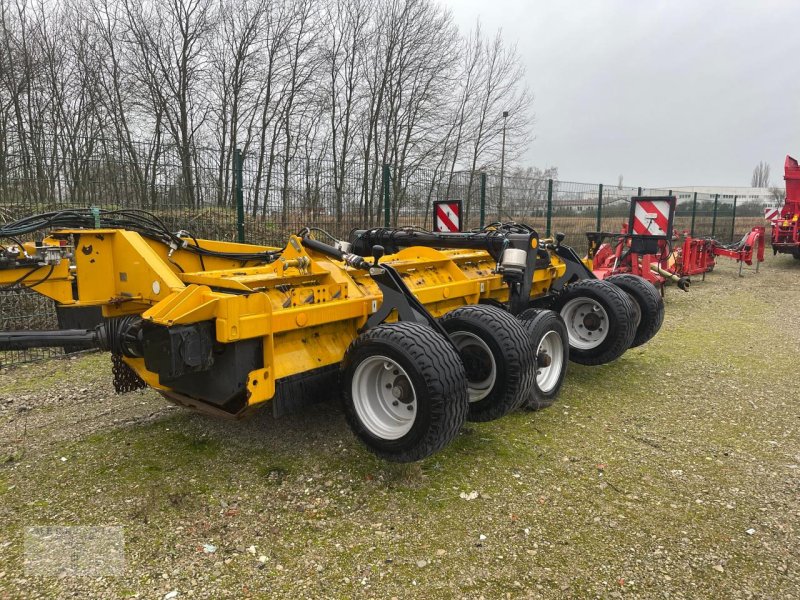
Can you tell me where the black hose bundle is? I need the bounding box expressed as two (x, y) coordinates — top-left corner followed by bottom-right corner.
(0, 208), (281, 264)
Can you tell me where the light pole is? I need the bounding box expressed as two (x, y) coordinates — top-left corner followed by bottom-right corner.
(499, 110), (509, 218)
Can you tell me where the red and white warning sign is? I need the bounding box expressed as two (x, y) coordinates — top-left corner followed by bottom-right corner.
(433, 200), (462, 232)
(764, 206), (781, 222)
(631, 198), (672, 236)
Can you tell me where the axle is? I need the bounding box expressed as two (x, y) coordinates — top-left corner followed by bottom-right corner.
(0, 328), (102, 350)
(0, 316), (142, 355)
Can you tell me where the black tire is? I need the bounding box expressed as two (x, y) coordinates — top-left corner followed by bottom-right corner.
(517, 307), (543, 321)
(551, 279), (637, 365)
(517, 310), (569, 410)
(605, 274), (665, 348)
(441, 304), (535, 422)
(341, 322), (468, 462)
(478, 298), (508, 311)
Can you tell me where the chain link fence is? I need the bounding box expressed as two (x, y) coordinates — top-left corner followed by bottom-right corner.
(0, 134), (773, 367)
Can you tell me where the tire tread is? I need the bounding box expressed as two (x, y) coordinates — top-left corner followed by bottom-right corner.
(441, 305), (535, 421)
(553, 278), (636, 365)
(606, 274), (664, 347)
(341, 322), (468, 462)
(518, 310), (569, 411)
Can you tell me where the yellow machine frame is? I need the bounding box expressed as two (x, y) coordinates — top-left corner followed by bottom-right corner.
(0, 230), (566, 414)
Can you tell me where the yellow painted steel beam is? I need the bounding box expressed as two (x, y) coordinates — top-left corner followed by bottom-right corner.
(1, 229), (567, 414)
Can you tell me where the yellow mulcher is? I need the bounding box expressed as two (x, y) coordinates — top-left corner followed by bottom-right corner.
(0, 210), (663, 461)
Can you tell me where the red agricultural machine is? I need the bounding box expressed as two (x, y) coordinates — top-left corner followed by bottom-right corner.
(768, 155), (800, 259)
(586, 196), (765, 292)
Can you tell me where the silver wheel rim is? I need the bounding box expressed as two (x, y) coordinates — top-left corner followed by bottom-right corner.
(536, 330), (564, 393)
(450, 331), (496, 403)
(560, 297), (610, 350)
(351, 355), (417, 440)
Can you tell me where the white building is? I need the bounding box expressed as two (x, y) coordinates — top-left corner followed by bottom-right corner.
(667, 186), (778, 203)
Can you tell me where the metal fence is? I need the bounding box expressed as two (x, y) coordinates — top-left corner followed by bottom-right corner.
(0, 134), (771, 366)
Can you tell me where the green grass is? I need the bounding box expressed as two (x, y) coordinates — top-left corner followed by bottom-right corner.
(0, 352), (109, 394)
(1, 255), (799, 598)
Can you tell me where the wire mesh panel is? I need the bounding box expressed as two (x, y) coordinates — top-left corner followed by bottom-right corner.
(0, 289), (61, 367)
(731, 198), (769, 241)
(673, 191), (697, 235)
(241, 158), (384, 246)
(391, 165), (448, 230)
(0, 129), (767, 367)
(598, 184), (641, 236)
(545, 181), (600, 249)
(481, 172), (550, 232)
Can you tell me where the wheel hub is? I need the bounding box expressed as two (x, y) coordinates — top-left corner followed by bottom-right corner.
(449, 331), (497, 403)
(560, 297), (610, 350)
(537, 351), (552, 368)
(535, 330), (564, 393)
(461, 345), (493, 383)
(582, 310), (602, 331)
(351, 355), (418, 440)
(391, 376), (413, 403)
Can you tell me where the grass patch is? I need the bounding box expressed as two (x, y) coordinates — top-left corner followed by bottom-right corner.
(1, 257), (799, 598)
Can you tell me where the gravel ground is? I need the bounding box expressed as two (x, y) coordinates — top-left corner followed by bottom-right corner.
(0, 255), (798, 599)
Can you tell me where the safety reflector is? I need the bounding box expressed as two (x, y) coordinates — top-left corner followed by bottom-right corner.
(433, 201), (462, 232)
(631, 199), (671, 236)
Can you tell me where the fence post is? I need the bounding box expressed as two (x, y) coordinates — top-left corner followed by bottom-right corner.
(690, 192), (698, 236)
(730, 195), (738, 242)
(546, 178), (553, 237)
(711, 194), (719, 238)
(382, 163), (391, 227)
(234, 148), (245, 243)
(479, 172), (487, 229)
(596, 183), (603, 231)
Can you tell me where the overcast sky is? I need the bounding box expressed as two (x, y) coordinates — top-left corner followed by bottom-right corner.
(443, 0), (800, 188)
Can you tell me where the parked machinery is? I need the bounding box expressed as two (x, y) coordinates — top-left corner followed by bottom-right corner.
(587, 196), (765, 293)
(0, 210), (662, 462)
(769, 155), (800, 258)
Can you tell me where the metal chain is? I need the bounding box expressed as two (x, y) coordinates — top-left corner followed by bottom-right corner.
(111, 353), (146, 394)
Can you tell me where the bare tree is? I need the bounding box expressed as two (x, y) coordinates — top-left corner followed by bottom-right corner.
(209, 0), (267, 206)
(323, 0), (370, 222)
(1, 0), (538, 230)
(250, 0), (293, 217)
(122, 0), (215, 207)
(462, 28), (532, 220)
(277, 0), (321, 227)
(751, 161), (770, 188)
(769, 186), (786, 204)
(442, 23), (484, 202)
